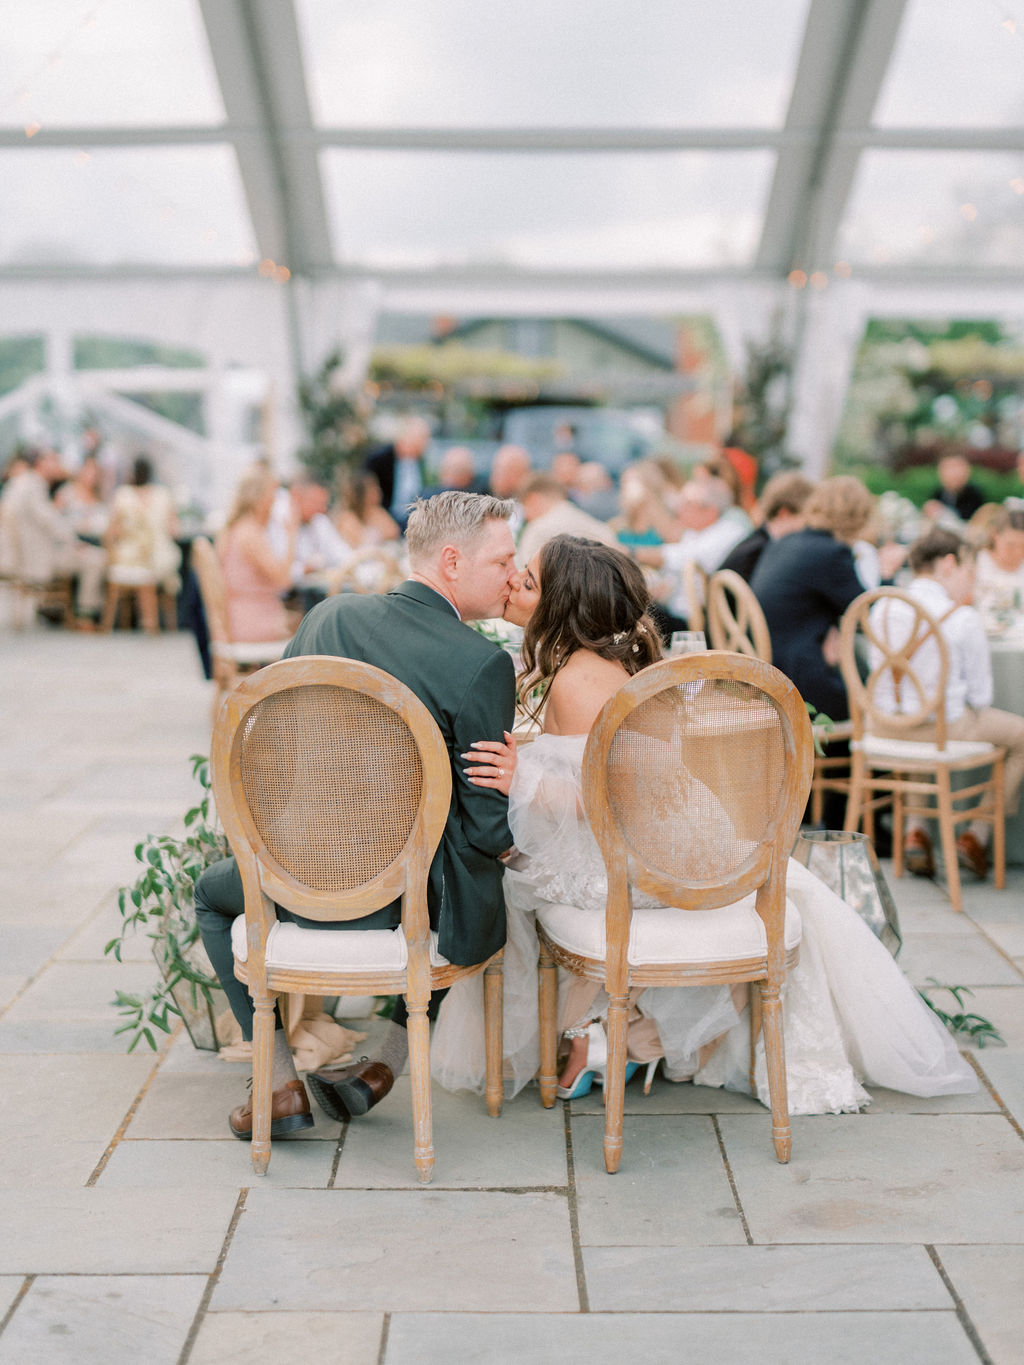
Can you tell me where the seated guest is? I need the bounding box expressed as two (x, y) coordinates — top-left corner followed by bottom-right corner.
(216, 467), (295, 643)
(973, 507), (1024, 621)
(0, 447), (106, 624)
(750, 475), (873, 722)
(516, 473), (619, 568)
(634, 475), (751, 631)
(570, 461), (619, 522)
(268, 473), (353, 601)
(364, 415), (431, 531)
(924, 453), (986, 524)
(55, 454), (109, 540)
(334, 470), (400, 550)
(718, 471), (815, 582)
(610, 459), (677, 549)
(421, 445), (486, 497)
(868, 526), (1024, 880)
(488, 444), (533, 542)
(104, 457), (182, 611)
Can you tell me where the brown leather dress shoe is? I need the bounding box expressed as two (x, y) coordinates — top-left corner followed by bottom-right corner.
(903, 828), (935, 877)
(956, 831), (989, 880)
(306, 1059), (395, 1121)
(229, 1079), (314, 1140)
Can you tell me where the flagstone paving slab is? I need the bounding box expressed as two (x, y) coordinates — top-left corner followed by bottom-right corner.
(0, 1189), (238, 1274)
(571, 1114), (747, 1246)
(0, 1054), (153, 1139)
(860, 1082), (997, 1113)
(334, 1078), (568, 1189)
(971, 1049), (1024, 1129)
(937, 1244), (1024, 1365)
(190, 1310), (384, 1365)
(0, 1138), (107, 1189)
(0, 1274), (206, 1365)
(383, 1310), (978, 1364)
(720, 1112), (1024, 1244)
(572, 1077), (763, 1116)
(99, 1137), (338, 1188)
(212, 1189), (577, 1312)
(899, 931), (1023, 987)
(583, 1243), (951, 1312)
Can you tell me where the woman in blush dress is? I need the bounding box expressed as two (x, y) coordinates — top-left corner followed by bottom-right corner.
(216, 466), (296, 643)
(433, 534), (978, 1114)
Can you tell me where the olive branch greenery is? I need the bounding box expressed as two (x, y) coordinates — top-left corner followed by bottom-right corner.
(918, 979), (1005, 1048)
(105, 754), (228, 1052)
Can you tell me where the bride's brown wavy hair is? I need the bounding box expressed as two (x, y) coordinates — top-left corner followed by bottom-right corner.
(517, 535), (662, 715)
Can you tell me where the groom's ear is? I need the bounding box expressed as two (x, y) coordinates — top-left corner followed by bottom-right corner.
(439, 543), (460, 577)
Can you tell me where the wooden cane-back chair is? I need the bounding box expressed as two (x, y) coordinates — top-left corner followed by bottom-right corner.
(706, 569), (772, 660)
(838, 588), (1005, 912)
(211, 656), (504, 1180)
(191, 536), (290, 706)
(536, 653), (813, 1173)
(682, 560), (709, 635)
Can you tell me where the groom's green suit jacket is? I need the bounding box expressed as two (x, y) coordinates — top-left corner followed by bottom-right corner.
(283, 580), (515, 966)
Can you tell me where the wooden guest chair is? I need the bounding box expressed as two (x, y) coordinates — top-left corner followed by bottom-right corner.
(706, 568), (772, 660)
(190, 536), (290, 706)
(210, 655), (504, 1180)
(838, 588), (1006, 912)
(706, 568), (851, 822)
(99, 564), (177, 635)
(682, 559), (709, 635)
(536, 652), (813, 1173)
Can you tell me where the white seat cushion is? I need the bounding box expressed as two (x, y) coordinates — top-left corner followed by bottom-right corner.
(858, 735), (997, 765)
(212, 639), (289, 665)
(537, 890), (801, 966)
(231, 915), (450, 973)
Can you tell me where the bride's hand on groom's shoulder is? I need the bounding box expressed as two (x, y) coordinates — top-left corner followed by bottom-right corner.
(461, 730), (518, 796)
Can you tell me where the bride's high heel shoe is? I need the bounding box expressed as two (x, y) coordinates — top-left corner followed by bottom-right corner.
(557, 1022), (652, 1100)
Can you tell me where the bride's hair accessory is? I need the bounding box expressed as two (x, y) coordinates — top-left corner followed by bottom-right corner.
(613, 631), (627, 645)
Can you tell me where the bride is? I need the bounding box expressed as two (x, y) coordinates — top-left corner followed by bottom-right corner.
(432, 534), (978, 1114)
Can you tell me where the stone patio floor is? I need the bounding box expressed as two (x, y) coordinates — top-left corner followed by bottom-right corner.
(1, 621), (1022, 1365)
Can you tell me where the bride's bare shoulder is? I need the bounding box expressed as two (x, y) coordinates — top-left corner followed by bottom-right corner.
(545, 649), (629, 734)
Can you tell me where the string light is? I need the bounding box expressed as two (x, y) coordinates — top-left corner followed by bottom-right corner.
(809, 271), (828, 290)
(1011, 179), (1024, 195)
(960, 203), (979, 221)
(788, 269), (807, 289)
(833, 260), (853, 278)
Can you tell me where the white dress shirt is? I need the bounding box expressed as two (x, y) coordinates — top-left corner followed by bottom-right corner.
(868, 576), (992, 723)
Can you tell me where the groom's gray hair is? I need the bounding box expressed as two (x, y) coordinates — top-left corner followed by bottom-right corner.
(406, 490), (514, 564)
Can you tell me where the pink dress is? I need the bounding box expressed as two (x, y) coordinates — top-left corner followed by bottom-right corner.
(218, 528), (290, 643)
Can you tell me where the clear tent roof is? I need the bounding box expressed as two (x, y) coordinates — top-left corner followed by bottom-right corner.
(2, 0), (1023, 285)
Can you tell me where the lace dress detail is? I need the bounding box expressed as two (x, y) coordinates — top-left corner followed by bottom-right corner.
(430, 735), (978, 1113)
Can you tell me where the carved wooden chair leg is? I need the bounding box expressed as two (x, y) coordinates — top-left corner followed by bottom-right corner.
(483, 951), (504, 1117)
(537, 939), (559, 1108)
(935, 773), (962, 912)
(759, 983), (791, 1163)
(407, 996), (434, 1183)
(603, 992), (629, 1174)
(250, 996), (276, 1176)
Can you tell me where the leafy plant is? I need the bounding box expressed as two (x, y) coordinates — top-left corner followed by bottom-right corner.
(918, 978), (1005, 1048)
(105, 754), (229, 1052)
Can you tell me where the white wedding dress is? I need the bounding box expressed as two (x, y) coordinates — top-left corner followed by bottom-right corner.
(431, 734), (978, 1114)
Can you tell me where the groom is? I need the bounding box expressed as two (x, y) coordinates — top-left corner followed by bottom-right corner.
(195, 490), (518, 1137)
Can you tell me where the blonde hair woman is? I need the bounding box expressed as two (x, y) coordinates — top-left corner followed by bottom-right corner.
(216, 466), (296, 642)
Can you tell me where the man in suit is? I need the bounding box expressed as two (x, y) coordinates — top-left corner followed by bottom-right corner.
(195, 490), (518, 1137)
(364, 415), (432, 531)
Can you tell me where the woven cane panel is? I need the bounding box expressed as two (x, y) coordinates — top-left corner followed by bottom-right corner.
(606, 679), (785, 883)
(237, 685), (422, 892)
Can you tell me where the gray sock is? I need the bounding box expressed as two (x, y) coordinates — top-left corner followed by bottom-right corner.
(270, 1028), (298, 1089)
(377, 1021), (410, 1078)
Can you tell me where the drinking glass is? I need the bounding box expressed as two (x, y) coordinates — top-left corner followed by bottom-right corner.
(668, 631), (707, 656)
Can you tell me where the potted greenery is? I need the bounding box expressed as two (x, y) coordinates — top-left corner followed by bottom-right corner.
(106, 754), (229, 1052)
